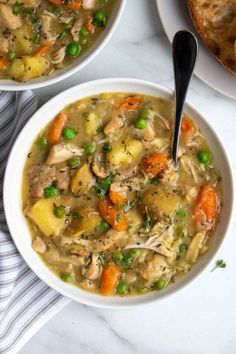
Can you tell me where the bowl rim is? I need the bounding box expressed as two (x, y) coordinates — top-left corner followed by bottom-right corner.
(3, 78), (235, 308)
(0, 0), (126, 91)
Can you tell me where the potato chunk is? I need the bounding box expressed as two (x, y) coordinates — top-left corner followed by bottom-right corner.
(84, 112), (100, 137)
(107, 139), (143, 168)
(27, 199), (66, 237)
(141, 186), (180, 218)
(14, 25), (33, 55)
(9, 56), (50, 82)
(70, 207), (101, 236)
(71, 163), (95, 195)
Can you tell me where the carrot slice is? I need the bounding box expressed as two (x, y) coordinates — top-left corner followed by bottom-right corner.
(47, 112), (67, 145)
(193, 184), (220, 232)
(67, 0), (82, 10)
(33, 42), (54, 57)
(100, 264), (121, 295)
(0, 58), (7, 70)
(85, 15), (95, 34)
(109, 190), (127, 205)
(115, 96), (142, 111)
(181, 119), (196, 137)
(141, 152), (168, 177)
(98, 198), (128, 231)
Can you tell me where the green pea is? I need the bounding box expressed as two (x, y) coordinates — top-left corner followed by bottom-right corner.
(176, 209), (187, 219)
(43, 185), (58, 198)
(54, 205), (66, 218)
(117, 281), (127, 294)
(114, 250), (124, 263)
(94, 9), (106, 21)
(138, 107), (150, 119)
(93, 10), (106, 27)
(155, 278), (166, 290)
(13, 2), (20, 15)
(99, 219), (110, 232)
(179, 244), (188, 253)
(7, 50), (16, 61)
(84, 142), (96, 155)
(134, 117), (147, 129)
(80, 27), (89, 37)
(67, 157), (80, 168)
(103, 142), (112, 152)
(197, 150), (211, 164)
(61, 273), (74, 283)
(63, 127), (76, 140)
(176, 226), (187, 238)
(38, 136), (47, 147)
(66, 42), (81, 57)
(80, 37), (87, 46)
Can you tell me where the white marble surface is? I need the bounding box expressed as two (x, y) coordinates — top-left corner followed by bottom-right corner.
(20, 1), (236, 353)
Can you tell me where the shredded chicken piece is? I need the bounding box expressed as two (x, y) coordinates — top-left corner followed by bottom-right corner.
(32, 237), (47, 254)
(104, 116), (124, 135)
(40, 12), (58, 40)
(180, 155), (202, 184)
(51, 46), (66, 65)
(71, 18), (83, 42)
(159, 161), (178, 186)
(57, 14), (73, 24)
(93, 230), (127, 252)
(0, 36), (9, 54)
(92, 162), (107, 179)
(47, 143), (83, 164)
(84, 254), (101, 280)
(142, 121), (155, 141)
(82, 0), (97, 9)
(138, 254), (170, 283)
(125, 224), (175, 258)
(154, 112), (170, 129)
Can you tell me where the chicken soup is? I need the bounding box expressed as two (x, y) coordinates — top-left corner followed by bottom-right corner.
(22, 93), (222, 296)
(0, 0), (114, 82)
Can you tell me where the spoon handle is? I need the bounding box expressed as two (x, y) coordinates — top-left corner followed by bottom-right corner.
(172, 30), (198, 168)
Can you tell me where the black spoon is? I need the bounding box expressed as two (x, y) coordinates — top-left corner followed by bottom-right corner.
(172, 30), (198, 168)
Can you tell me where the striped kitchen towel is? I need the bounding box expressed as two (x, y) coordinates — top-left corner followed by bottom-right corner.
(0, 91), (70, 354)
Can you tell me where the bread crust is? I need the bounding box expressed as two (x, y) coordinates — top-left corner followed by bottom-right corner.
(188, 0), (236, 74)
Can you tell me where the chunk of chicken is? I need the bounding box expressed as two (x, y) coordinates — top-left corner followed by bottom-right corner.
(138, 254), (169, 283)
(40, 12), (55, 40)
(84, 254), (101, 280)
(93, 230), (126, 252)
(159, 161), (178, 187)
(104, 116), (124, 135)
(0, 36), (8, 54)
(0, 4), (22, 29)
(32, 236), (47, 254)
(142, 121), (155, 141)
(82, 0), (97, 9)
(28, 164), (56, 198)
(47, 143), (83, 165)
(71, 18), (83, 42)
(55, 168), (70, 191)
(92, 161), (107, 179)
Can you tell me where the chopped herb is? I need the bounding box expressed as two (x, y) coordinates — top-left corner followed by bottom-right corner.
(176, 208), (187, 219)
(116, 212), (121, 223)
(70, 211), (83, 220)
(123, 200), (136, 213)
(99, 219), (110, 232)
(13, 2), (20, 16)
(150, 178), (158, 185)
(96, 126), (104, 134)
(98, 0), (106, 5)
(93, 184), (106, 198)
(211, 259), (227, 272)
(179, 244), (187, 253)
(135, 190), (141, 198)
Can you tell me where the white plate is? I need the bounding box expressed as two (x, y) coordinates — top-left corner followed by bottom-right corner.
(157, 0), (236, 100)
(3, 78), (234, 309)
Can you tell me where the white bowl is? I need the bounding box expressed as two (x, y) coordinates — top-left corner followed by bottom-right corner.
(0, 1), (126, 91)
(4, 78), (234, 308)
